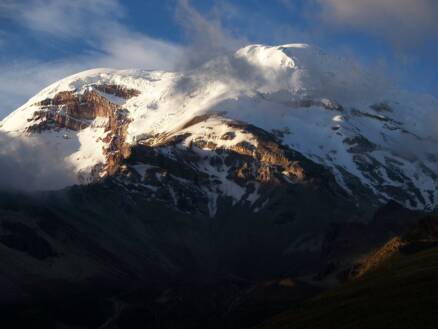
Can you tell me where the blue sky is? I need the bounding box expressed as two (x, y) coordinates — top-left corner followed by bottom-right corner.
(0, 0), (437, 118)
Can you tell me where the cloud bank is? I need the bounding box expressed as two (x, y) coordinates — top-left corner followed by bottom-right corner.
(175, 0), (247, 69)
(0, 132), (76, 191)
(316, 0), (438, 45)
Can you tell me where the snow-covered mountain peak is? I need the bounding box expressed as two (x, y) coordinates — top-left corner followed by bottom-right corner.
(1, 43), (437, 211)
(196, 43), (386, 105)
(236, 44), (299, 71)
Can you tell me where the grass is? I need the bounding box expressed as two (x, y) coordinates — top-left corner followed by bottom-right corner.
(260, 247), (438, 329)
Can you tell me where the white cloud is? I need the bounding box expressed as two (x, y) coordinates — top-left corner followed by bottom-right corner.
(0, 0), (182, 118)
(96, 30), (182, 70)
(0, 131), (76, 191)
(10, 0), (123, 38)
(278, 0), (295, 11)
(0, 36), (181, 118)
(316, 0), (438, 44)
(175, 0), (246, 68)
(0, 59), (87, 118)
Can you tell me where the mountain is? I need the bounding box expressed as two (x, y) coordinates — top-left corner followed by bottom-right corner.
(1, 44), (437, 211)
(0, 43), (437, 328)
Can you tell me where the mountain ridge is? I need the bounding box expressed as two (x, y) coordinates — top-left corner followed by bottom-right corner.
(1, 43), (436, 212)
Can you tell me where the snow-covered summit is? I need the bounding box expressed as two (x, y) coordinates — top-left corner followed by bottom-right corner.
(1, 43), (437, 210)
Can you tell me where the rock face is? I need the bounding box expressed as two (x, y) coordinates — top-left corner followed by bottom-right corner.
(23, 85), (136, 180)
(29, 90), (122, 133)
(119, 115), (352, 219)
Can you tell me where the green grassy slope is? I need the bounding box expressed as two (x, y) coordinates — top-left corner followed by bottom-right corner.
(260, 247), (438, 329)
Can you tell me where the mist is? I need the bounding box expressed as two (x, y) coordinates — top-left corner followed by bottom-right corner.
(0, 132), (76, 191)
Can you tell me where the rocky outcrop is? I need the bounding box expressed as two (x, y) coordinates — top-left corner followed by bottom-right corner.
(115, 115), (350, 219)
(94, 84), (141, 99)
(34, 90), (117, 126)
(103, 108), (132, 176)
(26, 85), (140, 178)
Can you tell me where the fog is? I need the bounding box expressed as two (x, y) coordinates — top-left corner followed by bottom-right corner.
(0, 132), (75, 191)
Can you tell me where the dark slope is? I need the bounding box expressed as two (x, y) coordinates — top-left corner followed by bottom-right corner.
(260, 216), (438, 329)
(0, 184), (433, 328)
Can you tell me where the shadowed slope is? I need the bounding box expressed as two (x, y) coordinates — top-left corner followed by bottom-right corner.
(260, 219), (438, 329)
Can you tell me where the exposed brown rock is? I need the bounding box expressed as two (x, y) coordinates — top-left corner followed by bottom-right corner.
(103, 109), (132, 176)
(228, 139), (306, 183)
(32, 90), (118, 130)
(133, 116), (307, 186)
(220, 131), (236, 140)
(28, 88), (133, 179)
(354, 237), (405, 278)
(94, 84), (140, 99)
(180, 114), (215, 130)
(235, 162), (254, 181)
(131, 118), (310, 193)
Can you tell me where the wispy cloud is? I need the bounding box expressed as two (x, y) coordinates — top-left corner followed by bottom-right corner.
(96, 29), (181, 70)
(0, 0), (182, 118)
(278, 0), (295, 11)
(0, 59), (87, 118)
(175, 0), (246, 69)
(13, 0), (123, 38)
(0, 131), (76, 191)
(315, 0), (438, 46)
